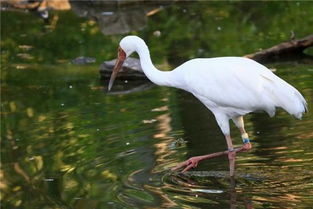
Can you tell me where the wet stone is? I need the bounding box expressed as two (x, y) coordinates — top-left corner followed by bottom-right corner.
(174, 171), (266, 181)
(99, 57), (146, 80)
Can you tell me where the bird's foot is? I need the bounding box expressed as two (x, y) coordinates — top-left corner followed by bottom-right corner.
(171, 143), (252, 173)
(171, 156), (204, 173)
(171, 150), (229, 172)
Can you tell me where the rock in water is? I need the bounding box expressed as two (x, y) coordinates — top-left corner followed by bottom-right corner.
(99, 57), (147, 80)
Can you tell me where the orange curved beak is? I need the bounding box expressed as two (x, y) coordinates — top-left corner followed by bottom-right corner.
(108, 47), (126, 91)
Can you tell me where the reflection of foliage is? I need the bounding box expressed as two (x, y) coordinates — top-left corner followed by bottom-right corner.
(140, 2), (313, 65)
(1, 62), (176, 207)
(2, 2), (313, 66)
(1, 11), (120, 65)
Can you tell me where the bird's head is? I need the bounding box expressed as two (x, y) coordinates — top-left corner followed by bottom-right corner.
(108, 36), (144, 91)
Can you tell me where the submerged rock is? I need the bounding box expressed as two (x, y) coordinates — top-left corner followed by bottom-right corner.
(107, 82), (153, 95)
(99, 57), (147, 80)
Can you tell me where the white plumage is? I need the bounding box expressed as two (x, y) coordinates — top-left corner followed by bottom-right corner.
(109, 36), (307, 175)
(169, 57), (307, 134)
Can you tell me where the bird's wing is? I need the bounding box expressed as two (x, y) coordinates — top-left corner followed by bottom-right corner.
(171, 56), (306, 119)
(178, 58), (269, 113)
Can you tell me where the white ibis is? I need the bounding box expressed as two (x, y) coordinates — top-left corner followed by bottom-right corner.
(108, 36), (307, 176)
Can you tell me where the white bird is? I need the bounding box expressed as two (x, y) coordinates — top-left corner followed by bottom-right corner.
(108, 36), (307, 176)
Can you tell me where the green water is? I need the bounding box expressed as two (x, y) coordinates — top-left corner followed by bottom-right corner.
(1, 1), (313, 208)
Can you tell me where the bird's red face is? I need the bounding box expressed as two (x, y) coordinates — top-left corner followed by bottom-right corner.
(108, 46), (126, 91)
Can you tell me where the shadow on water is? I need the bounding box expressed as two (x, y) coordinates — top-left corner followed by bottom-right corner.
(1, 0), (313, 208)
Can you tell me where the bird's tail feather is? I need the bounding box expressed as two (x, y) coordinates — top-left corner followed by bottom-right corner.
(262, 74), (307, 119)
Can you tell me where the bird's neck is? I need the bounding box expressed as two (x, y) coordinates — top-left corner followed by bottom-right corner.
(136, 45), (172, 87)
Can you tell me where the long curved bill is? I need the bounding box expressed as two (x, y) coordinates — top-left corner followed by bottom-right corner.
(108, 58), (124, 91)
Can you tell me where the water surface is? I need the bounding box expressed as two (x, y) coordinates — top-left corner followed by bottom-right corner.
(1, 1), (313, 208)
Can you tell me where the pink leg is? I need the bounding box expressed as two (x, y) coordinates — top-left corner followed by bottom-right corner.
(171, 136), (252, 175)
(171, 150), (229, 173)
(226, 135), (236, 176)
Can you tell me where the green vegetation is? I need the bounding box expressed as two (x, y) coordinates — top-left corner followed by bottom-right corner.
(1, 1), (313, 208)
